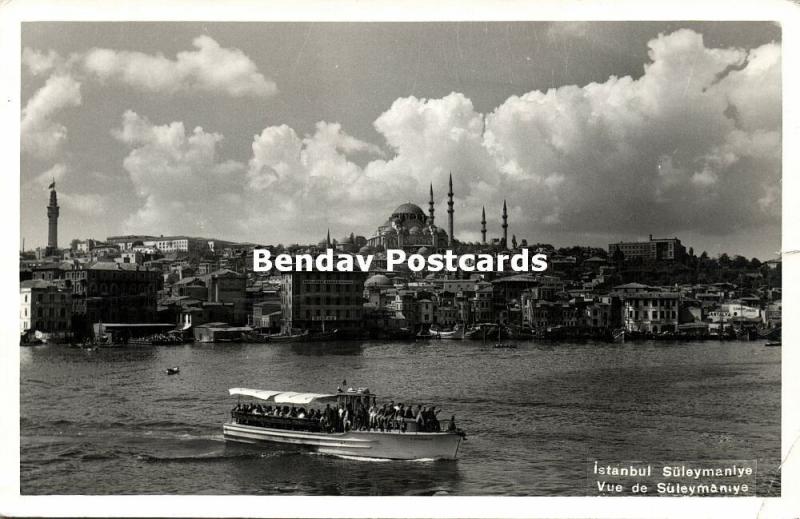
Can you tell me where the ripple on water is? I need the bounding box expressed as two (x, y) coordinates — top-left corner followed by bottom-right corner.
(20, 339), (781, 496)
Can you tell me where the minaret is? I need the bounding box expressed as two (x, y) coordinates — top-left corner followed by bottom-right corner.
(326, 228), (331, 249)
(428, 183), (435, 227)
(501, 200), (508, 249)
(447, 173), (454, 247)
(481, 206), (487, 244)
(45, 181), (59, 256)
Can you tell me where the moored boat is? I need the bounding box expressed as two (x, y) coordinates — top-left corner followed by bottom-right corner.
(435, 324), (465, 340)
(268, 330), (310, 343)
(223, 387), (465, 460)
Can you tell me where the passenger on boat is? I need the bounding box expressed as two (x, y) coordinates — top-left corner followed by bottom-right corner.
(343, 407), (351, 431)
(447, 415), (456, 432)
(368, 404), (378, 429)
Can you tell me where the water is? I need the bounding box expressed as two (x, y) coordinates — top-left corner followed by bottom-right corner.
(20, 339), (781, 495)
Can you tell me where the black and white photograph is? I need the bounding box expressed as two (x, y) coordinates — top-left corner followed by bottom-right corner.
(2, 1), (798, 517)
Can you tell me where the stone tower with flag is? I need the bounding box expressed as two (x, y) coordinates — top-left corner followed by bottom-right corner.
(45, 181), (59, 256)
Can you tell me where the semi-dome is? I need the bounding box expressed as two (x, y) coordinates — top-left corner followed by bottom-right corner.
(365, 274), (393, 288)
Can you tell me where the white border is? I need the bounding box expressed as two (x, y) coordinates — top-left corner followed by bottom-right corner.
(1, 0), (797, 517)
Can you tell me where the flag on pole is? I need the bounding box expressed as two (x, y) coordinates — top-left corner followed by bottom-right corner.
(48, 180), (55, 189)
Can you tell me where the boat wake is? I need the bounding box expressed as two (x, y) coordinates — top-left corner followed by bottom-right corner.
(316, 453), (437, 463)
(137, 450), (276, 464)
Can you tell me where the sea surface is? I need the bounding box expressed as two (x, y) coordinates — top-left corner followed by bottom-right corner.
(20, 339), (781, 495)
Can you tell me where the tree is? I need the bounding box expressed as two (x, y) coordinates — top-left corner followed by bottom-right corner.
(731, 255), (748, 269)
(70, 238), (80, 251)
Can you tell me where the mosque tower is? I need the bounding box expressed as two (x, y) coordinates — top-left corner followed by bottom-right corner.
(481, 206), (487, 244)
(447, 173), (454, 247)
(428, 184), (435, 227)
(502, 200), (508, 249)
(45, 181), (59, 256)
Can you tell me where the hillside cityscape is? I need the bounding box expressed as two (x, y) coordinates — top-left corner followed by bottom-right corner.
(20, 181), (782, 345)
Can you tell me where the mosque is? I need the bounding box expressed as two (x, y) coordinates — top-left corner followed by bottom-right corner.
(361, 174), (509, 254)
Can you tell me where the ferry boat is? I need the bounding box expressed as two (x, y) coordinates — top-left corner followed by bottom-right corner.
(223, 387), (465, 460)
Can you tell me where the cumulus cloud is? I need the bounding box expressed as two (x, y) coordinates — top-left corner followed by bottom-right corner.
(82, 36), (276, 97)
(482, 29), (780, 237)
(113, 29), (780, 246)
(21, 74), (82, 159)
(22, 48), (63, 76)
(22, 36), (274, 160)
(113, 110), (248, 236)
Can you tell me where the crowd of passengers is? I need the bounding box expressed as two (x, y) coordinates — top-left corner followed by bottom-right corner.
(232, 401), (456, 433)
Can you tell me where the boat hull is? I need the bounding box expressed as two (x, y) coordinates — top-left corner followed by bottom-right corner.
(222, 422), (463, 460)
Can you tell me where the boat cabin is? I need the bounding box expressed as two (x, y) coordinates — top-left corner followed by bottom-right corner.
(228, 387), (436, 434)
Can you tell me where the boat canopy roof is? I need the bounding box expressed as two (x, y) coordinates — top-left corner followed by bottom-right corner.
(229, 388), (339, 405)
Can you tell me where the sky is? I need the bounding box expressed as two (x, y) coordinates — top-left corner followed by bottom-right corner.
(20, 21), (781, 259)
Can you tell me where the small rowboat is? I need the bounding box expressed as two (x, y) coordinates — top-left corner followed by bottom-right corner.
(223, 387), (464, 460)
(165, 367), (180, 375)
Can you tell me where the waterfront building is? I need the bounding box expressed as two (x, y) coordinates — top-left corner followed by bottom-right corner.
(608, 235), (687, 263)
(364, 274), (395, 308)
(522, 299), (560, 330)
(492, 274), (563, 304)
(250, 300), (282, 330)
(20, 279), (72, 335)
(62, 262), (162, 333)
(619, 291), (681, 333)
(167, 268), (247, 324)
(764, 300), (781, 328)
(576, 297), (618, 329)
(434, 292), (459, 327)
(179, 302), (235, 330)
(470, 282), (495, 323)
(279, 270), (367, 334)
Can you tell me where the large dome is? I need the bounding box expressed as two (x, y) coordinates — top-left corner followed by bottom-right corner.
(391, 203), (426, 225)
